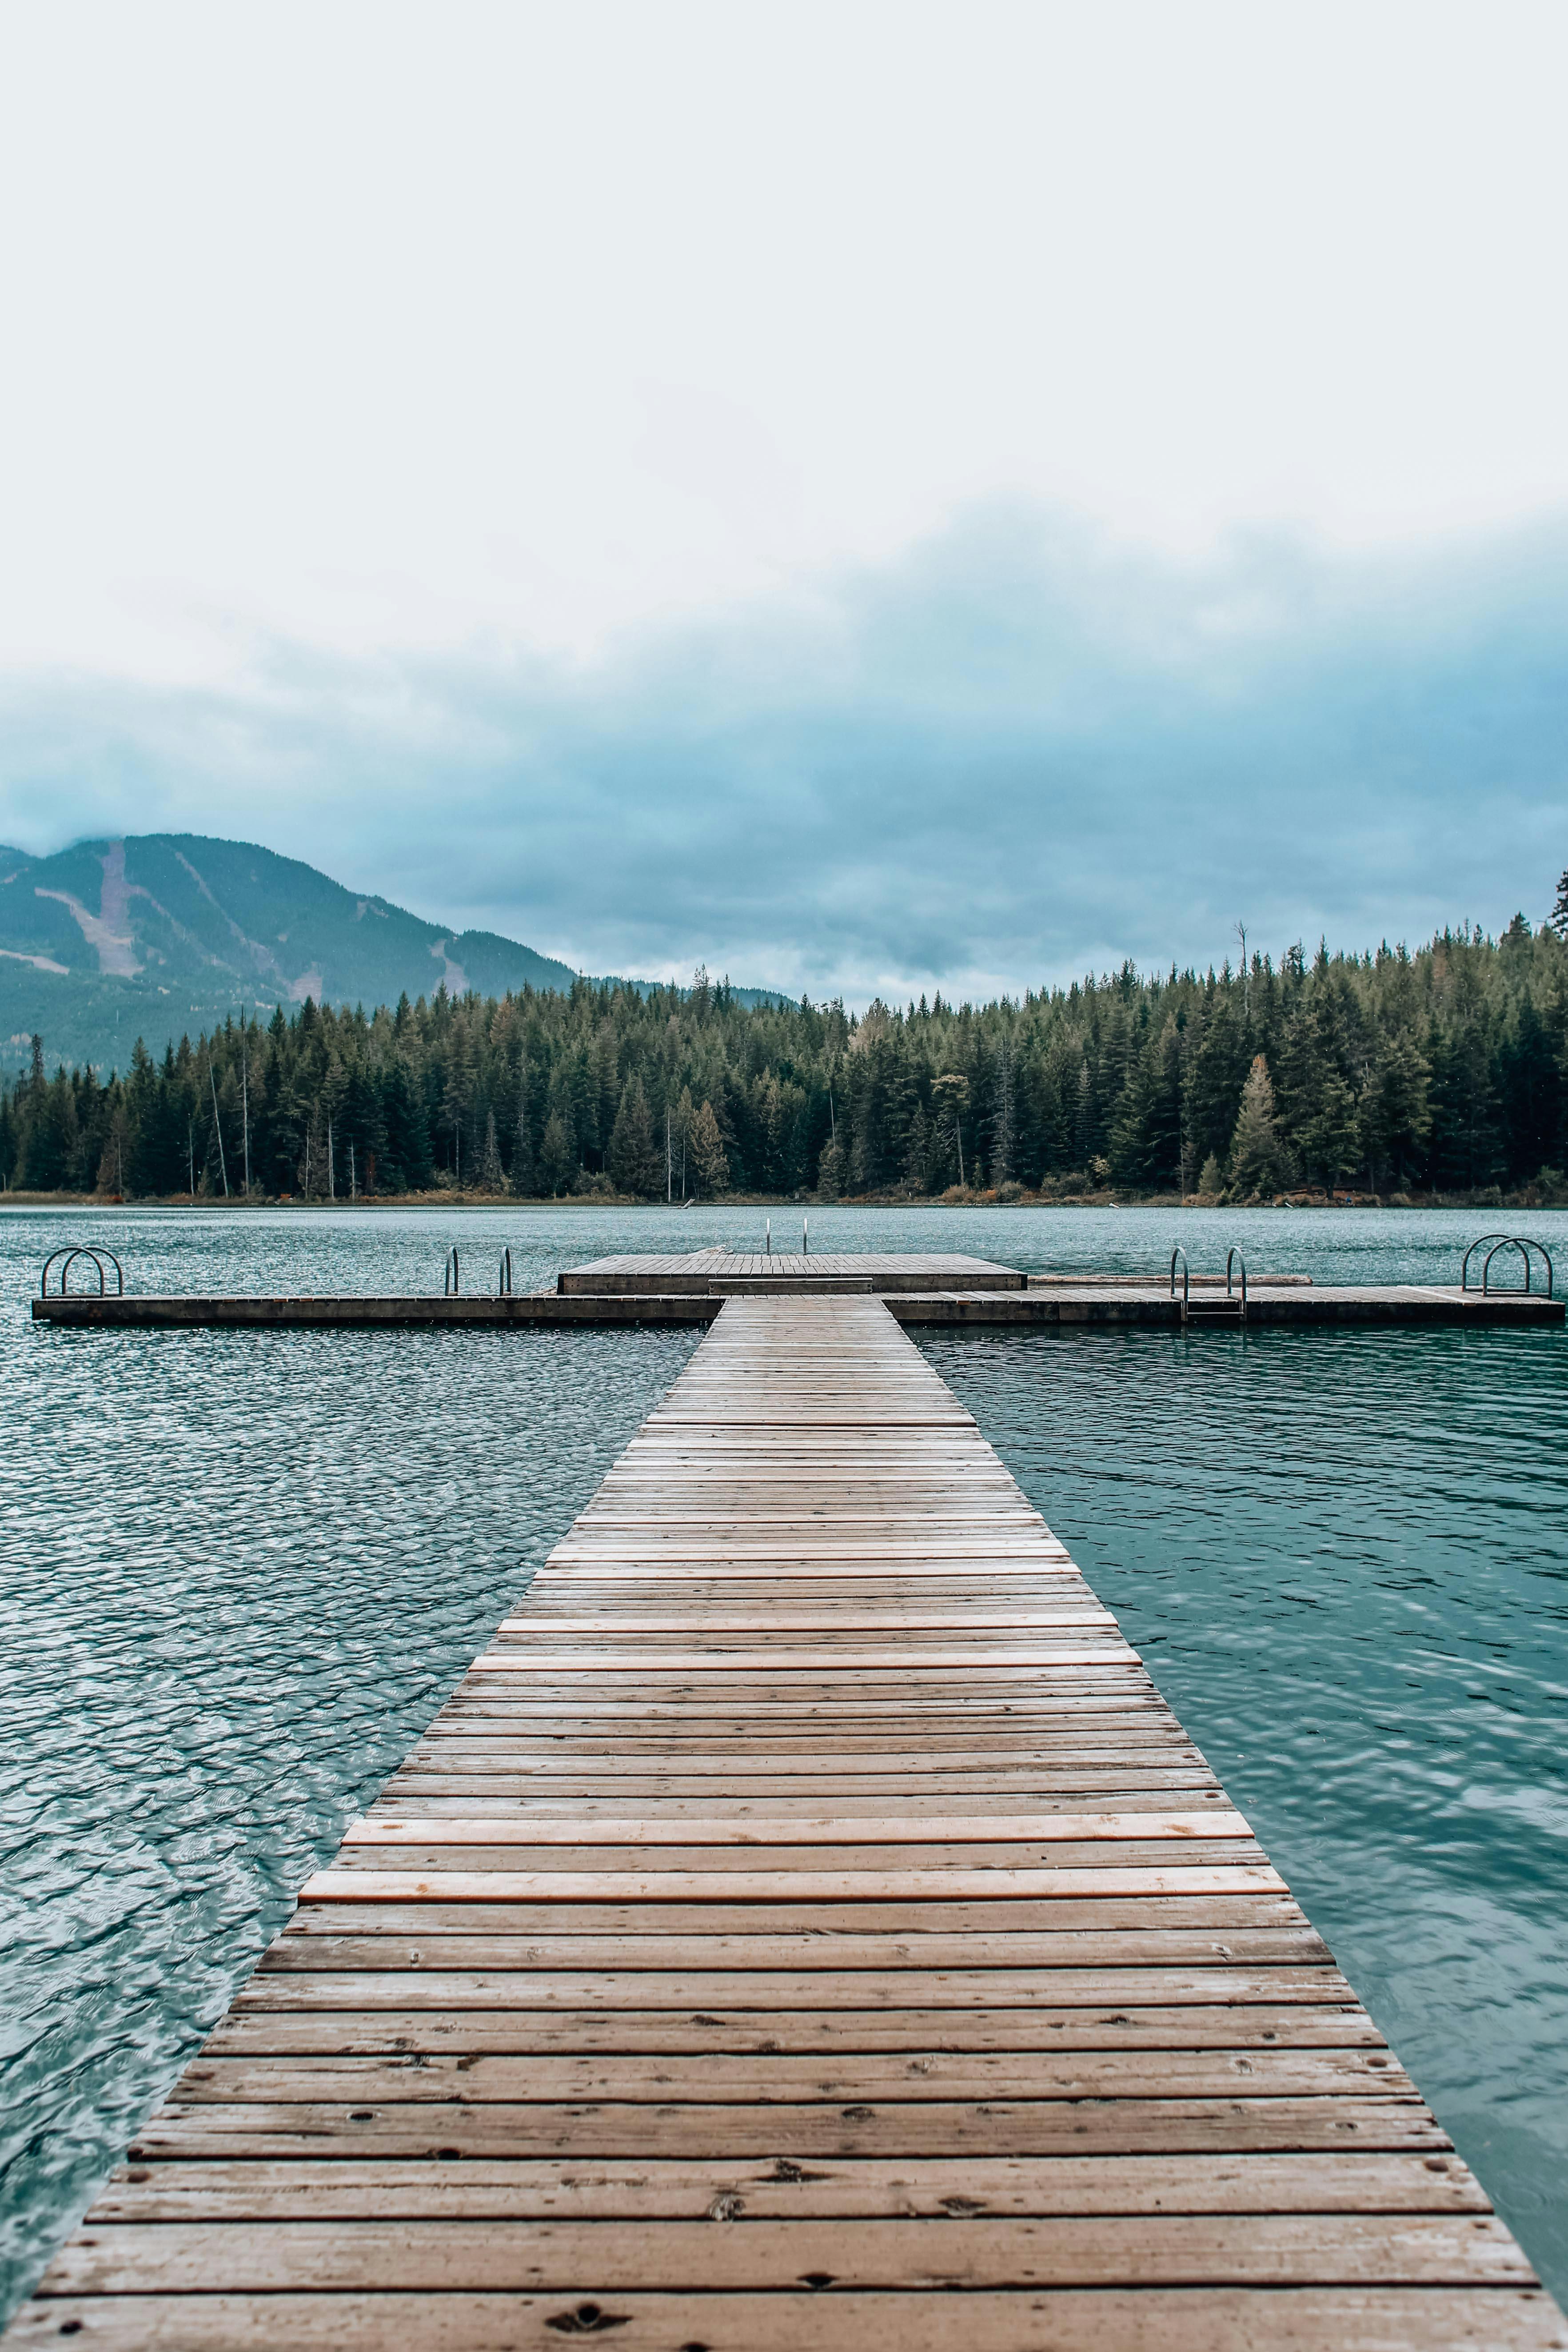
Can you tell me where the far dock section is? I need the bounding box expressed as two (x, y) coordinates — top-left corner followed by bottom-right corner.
(20, 1295), (1562, 2348)
(29, 1246), (1566, 1327)
(558, 1249), (1029, 1292)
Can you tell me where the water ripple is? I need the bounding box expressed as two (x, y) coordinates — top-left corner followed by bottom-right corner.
(923, 1320), (1568, 2300)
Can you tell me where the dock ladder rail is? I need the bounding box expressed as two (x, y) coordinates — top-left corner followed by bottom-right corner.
(1226, 1245), (1249, 1320)
(1461, 1232), (1555, 1298)
(497, 1246), (513, 1298)
(39, 1245), (124, 1298)
(1169, 1242), (1190, 1322)
(1170, 1243), (1248, 1327)
(443, 1246), (460, 1296)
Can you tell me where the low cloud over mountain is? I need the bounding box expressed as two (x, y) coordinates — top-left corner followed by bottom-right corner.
(3, 503), (1567, 1012)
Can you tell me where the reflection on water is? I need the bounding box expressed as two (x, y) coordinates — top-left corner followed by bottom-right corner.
(3, 1202), (1567, 2315)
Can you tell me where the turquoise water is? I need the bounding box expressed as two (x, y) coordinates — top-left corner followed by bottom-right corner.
(3, 1202), (1566, 2316)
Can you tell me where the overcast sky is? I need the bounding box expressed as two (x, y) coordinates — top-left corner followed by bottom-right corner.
(1, 1), (1565, 998)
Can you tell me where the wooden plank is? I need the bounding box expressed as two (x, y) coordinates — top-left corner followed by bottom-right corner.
(236, 1966), (1359, 2008)
(341, 1811), (1252, 1844)
(20, 1287), (1557, 2351)
(38, 2211), (1536, 2292)
(201, 2005), (1384, 2056)
(16, 2288), (1565, 2352)
(300, 1867), (1286, 1901)
(159, 2049), (1416, 2100)
(267, 1916), (1333, 1961)
(469, 1651), (1142, 1670)
(277, 1897), (1321, 1938)
(88, 2150), (1495, 2220)
(121, 2096), (1459, 2160)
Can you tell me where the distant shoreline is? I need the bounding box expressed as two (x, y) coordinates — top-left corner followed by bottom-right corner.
(4, 1186), (1563, 1214)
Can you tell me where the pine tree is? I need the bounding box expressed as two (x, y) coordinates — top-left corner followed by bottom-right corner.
(1107, 1043), (1158, 1187)
(1072, 1058), (1094, 1172)
(607, 1076), (663, 1197)
(510, 1086), (535, 1195)
(440, 1022), (475, 1178)
(1299, 1068), (1361, 1186)
(1360, 1029), (1432, 1188)
(989, 1038), (1015, 1184)
(382, 1055), (433, 1191)
(1550, 868), (1568, 938)
(538, 1111), (575, 1196)
(689, 1100), (730, 1195)
(671, 1086), (696, 1200)
(1429, 1018), (1503, 1190)
(904, 1099), (930, 1192)
(1228, 1055), (1289, 1195)
(930, 1074), (970, 1187)
(478, 1109), (504, 1193)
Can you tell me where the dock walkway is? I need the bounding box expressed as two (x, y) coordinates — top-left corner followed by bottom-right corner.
(15, 1298), (1564, 2348)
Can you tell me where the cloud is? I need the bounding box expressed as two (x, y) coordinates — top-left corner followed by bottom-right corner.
(2, 501), (1565, 1002)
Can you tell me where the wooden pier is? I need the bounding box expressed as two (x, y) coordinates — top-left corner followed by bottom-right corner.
(29, 1246), (1565, 1327)
(16, 1294), (1562, 2348)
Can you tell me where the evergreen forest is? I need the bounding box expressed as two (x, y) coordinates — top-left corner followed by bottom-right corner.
(4, 912), (1568, 1205)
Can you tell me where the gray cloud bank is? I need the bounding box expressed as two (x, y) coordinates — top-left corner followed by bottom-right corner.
(2, 503), (1565, 1002)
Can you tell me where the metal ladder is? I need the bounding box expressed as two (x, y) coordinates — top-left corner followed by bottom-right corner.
(1170, 1246), (1248, 1327)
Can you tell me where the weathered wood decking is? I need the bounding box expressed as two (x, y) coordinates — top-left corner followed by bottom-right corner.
(31, 1246), (1565, 1326)
(558, 1251), (1029, 1293)
(14, 1298), (1565, 2347)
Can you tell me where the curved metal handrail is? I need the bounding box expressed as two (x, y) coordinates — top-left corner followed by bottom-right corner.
(1225, 1246), (1248, 1308)
(1461, 1232), (1514, 1290)
(1169, 1244), (1189, 1306)
(59, 1249), (107, 1297)
(40, 1245), (124, 1298)
(443, 1246), (460, 1297)
(1483, 1237), (1553, 1297)
(498, 1246), (513, 1297)
(1462, 1232), (1554, 1298)
(1527, 1237), (1555, 1298)
(40, 1247), (90, 1296)
(1481, 1238), (1530, 1295)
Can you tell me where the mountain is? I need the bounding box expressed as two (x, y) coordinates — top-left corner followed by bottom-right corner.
(0, 834), (786, 1076)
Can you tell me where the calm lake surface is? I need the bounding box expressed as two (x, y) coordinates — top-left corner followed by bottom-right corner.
(4, 1201), (1567, 2315)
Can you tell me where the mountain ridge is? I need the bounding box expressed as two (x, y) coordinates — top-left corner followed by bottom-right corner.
(0, 833), (786, 1074)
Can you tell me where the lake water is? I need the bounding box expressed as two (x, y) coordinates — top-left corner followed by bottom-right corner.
(3, 1201), (1567, 2317)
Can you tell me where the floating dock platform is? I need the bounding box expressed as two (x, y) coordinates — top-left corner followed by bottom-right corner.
(16, 1291), (1564, 2348)
(28, 1247), (1566, 1327)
